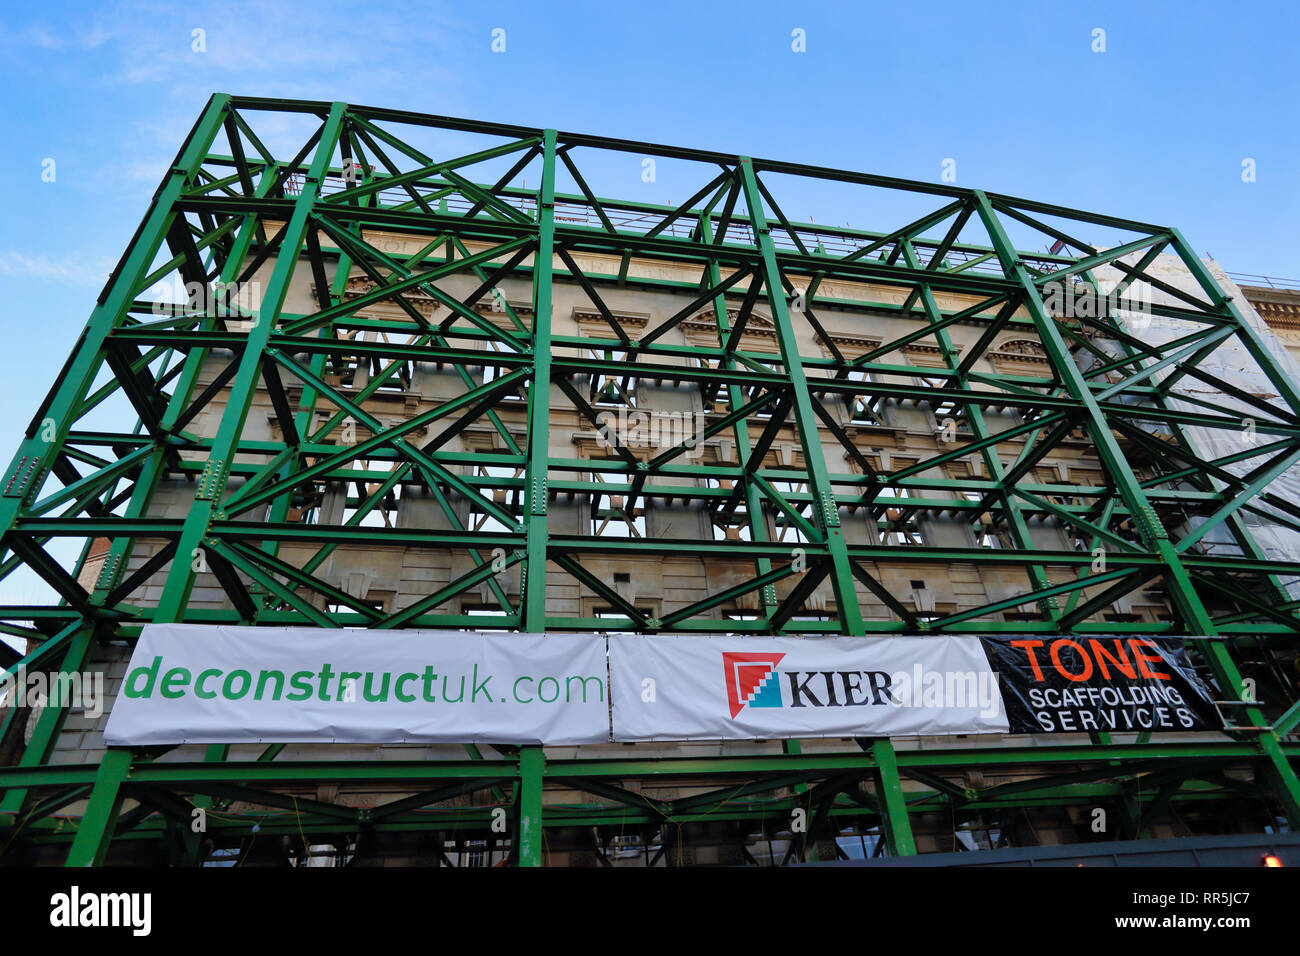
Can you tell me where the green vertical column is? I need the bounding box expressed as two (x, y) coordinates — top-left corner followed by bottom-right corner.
(736, 158), (864, 635)
(516, 746), (545, 867)
(150, 102), (346, 623)
(871, 739), (915, 856)
(4, 99), (232, 827)
(64, 748), (132, 867)
(899, 237), (1057, 620)
(737, 159), (912, 851)
(1163, 229), (1300, 823)
(699, 212), (777, 619)
(15, 150), (273, 829)
(974, 192), (1205, 623)
(517, 130), (557, 867)
(522, 130), (556, 630)
(974, 192), (1300, 826)
(50, 95), (232, 866)
(738, 158), (911, 852)
(252, 175), (364, 577)
(64, 103), (347, 867)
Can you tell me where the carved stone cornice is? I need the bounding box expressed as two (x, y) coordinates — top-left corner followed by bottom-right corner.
(989, 337), (1049, 366)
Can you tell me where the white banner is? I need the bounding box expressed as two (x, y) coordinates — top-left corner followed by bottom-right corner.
(103, 625), (609, 745)
(608, 634), (1009, 741)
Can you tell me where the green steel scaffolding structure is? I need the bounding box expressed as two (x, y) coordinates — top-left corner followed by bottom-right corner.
(0, 94), (1298, 866)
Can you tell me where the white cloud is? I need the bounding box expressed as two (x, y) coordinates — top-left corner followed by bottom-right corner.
(5, 2), (466, 99)
(0, 251), (116, 288)
(3, 17), (129, 51)
(99, 1), (463, 91)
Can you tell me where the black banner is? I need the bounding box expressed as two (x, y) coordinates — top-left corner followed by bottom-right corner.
(980, 636), (1221, 734)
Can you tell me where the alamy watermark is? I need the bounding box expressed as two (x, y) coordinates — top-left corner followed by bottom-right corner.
(596, 408), (707, 459)
(1041, 278), (1155, 331)
(1040, 277), (1154, 325)
(884, 665), (1002, 718)
(149, 276), (261, 320)
(1, 667), (104, 719)
(50, 886), (150, 936)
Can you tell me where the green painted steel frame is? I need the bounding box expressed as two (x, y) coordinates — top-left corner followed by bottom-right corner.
(0, 94), (1297, 866)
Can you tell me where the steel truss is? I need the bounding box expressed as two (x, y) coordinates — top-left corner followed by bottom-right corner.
(0, 94), (1298, 866)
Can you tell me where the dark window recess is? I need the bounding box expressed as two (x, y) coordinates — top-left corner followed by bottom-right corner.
(909, 580), (925, 589)
(613, 572), (631, 583)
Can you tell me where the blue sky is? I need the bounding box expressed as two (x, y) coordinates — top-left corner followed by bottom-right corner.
(0, 0), (1296, 611)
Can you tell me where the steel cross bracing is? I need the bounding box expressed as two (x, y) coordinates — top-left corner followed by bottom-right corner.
(0, 94), (1296, 866)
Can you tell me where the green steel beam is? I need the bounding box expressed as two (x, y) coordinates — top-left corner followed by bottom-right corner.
(737, 157), (864, 635)
(1, 97), (1297, 865)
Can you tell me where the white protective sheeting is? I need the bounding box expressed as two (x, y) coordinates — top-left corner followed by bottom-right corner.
(1091, 255), (1300, 597)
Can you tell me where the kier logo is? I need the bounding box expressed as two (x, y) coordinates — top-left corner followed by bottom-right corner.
(723, 652), (785, 718)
